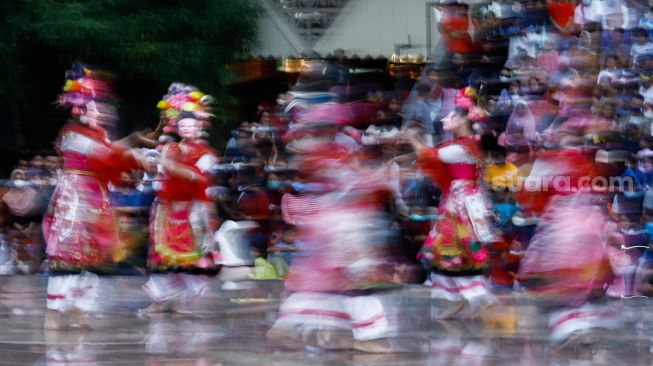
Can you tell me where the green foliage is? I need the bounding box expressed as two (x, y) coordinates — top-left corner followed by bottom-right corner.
(0, 0), (260, 146)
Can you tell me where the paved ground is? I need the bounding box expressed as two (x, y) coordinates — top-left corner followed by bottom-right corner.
(0, 271), (652, 365)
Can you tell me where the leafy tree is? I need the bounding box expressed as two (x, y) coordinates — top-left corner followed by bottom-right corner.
(0, 0), (260, 149)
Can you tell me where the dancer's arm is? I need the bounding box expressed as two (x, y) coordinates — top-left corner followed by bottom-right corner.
(160, 159), (207, 184)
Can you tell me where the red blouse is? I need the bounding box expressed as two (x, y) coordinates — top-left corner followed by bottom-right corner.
(417, 136), (483, 196)
(56, 124), (137, 186)
(440, 12), (478, 54)
(157, 141), (218, 202)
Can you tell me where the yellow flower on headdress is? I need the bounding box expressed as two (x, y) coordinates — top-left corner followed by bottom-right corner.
(464, 87), (477, 99)
(188, 91), (205, 101)
(63, 79), (74, 92)
(156, 100), (171, 109)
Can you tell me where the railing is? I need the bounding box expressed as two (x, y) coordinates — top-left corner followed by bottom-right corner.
(267, 0), (349, 46)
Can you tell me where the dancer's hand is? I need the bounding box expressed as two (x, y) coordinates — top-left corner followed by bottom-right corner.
(133, 129), (160, 148)
(130, 149), (150, 168)
(116, 129), (159, 149)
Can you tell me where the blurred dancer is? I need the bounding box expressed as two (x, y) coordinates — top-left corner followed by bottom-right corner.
(438, 3), (478, 56)
(141, 83), (219, 314)
(43, 63), (143, 329)
(518, 136), (620, 346)
(406, 87), (499, 319)
(268, 128), (401, 352)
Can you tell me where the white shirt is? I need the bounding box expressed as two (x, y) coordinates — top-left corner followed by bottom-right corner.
(631, 42), (653, 67)
(639, 84), (653, 105)
(574, 4), (600, 25)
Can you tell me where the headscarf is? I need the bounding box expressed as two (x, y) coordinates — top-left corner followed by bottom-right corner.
(504, 100), (538, 145)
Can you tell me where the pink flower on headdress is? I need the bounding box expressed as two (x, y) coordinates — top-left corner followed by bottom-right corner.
(157, 83), (214, 137)
(59, 68), (115, 108)
(468, 106), (489, 123)
(167, 94), (191, 110)
(454, 87), (476, 111)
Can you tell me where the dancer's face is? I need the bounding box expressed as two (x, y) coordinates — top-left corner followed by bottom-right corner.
(83, 100), (101, 127)
(178, 118), (201, 140)
(82, 100), (116, 128)
(442, 111), (464, 132)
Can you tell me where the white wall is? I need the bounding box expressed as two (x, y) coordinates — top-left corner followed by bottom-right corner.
(251, 0), (307, 58)
(313, 0), (434, 57)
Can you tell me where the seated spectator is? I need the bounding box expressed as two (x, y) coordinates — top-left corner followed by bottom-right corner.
(110, 171), (154, 211)
(622, 149), (653, 190)
(630, 28), (653, 69)
(249, 246), (278, 280)
(375, 97), (403, 128)
(44, 155), (60, 186)
(269, 225), (299, 267)
(26, 155), (49, 185)
(136, 150), (160, 194)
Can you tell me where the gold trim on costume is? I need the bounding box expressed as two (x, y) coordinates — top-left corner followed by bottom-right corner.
(63, 169), (99, 177)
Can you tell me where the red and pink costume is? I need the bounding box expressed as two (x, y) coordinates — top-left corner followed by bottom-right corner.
(44, 124), (136, 312)
(518, 147), (620, 343)
(416, 135), (499, 316)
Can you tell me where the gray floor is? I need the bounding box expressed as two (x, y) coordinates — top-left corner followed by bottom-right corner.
(0, 272), (652, 365)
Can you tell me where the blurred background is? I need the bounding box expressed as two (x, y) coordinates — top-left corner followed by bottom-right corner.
(0, 0), (437, 176)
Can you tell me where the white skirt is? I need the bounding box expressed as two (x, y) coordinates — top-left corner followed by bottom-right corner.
(273, 292), (395, 341)
(143, 273), (209, 304)
(430, 273), (495, 315)
(46, 272), (100, 312)
(548, 302), (621, 344)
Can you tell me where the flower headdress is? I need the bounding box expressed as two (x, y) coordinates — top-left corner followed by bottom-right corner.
(454, 87), (477, 111)
(455, 86), (488, 123)
(58, 62), (115, 109)
(156, 82), (214, 137)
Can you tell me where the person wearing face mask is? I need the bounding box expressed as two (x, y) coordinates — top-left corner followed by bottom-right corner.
(498, 68), (512, 83)
(141, 83), (219, 315)
(9, 169), (28, 188)
(265, 171), (290, 205)
(1, 169), (44, 220)
(42, 63), (147, 330)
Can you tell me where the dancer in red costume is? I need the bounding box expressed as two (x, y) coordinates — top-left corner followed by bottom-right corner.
(43, 63), (142, 329)
(142, 83), (219, 314)
(406, 87), (499, 319)
(438, 3), (478, 54)
(268, 122), (404, 352)
(518, 136), (620, 345)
